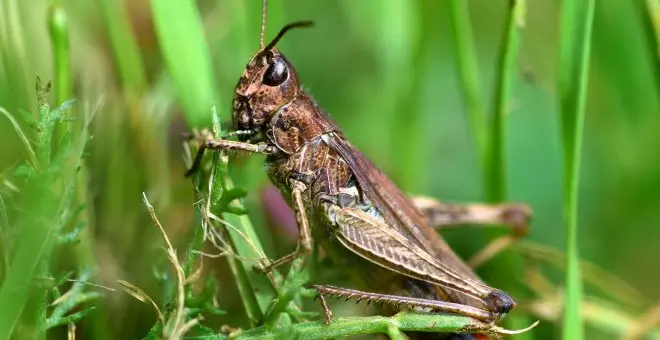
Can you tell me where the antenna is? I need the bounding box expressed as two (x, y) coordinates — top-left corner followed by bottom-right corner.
(263, 21), (314, 53)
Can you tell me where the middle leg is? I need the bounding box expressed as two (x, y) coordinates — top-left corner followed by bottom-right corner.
(257, 178), (313, 273)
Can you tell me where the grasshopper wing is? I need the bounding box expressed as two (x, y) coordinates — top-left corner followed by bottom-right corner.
(320, 131), (504, 309)
(320, 132), (476, 278)
(331, 206), (499, 308)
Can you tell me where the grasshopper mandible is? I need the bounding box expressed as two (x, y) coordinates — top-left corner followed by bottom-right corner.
(187, 7), (532, 338)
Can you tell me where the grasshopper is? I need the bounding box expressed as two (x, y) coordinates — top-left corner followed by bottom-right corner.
(187, 7), (533, 339)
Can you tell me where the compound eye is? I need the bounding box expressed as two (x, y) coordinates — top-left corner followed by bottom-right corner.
(262, 59), (289, 86)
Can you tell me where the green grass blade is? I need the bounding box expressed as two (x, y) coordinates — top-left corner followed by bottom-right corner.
(48, 1), (71, 151)
(222, 241), (266, 325)
(557, 0), (596, 338)
(0, 0), (30, 113)
(48, 3), (97, 278)
(645, 0), (660, 93)
(48, 1), (70, 107)
(447, 0), (488, 174)
(383, 0), (424, 192)
(487, 1), (530, 335)
(98, 0), (146, 97)
(204, 108), (275, 324)
(150, 0), (220, 127)
(0, 107), (38, 169)
(646, 0), (660, 57)
(488, 1), (525, 203)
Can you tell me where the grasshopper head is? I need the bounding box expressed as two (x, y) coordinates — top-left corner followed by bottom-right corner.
(232, 21), (313, 141)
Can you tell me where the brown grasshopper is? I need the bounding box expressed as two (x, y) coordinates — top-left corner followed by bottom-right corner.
(187, 11), (533, 339)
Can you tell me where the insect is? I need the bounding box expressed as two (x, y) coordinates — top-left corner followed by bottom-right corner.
(187, 5), (533, 339)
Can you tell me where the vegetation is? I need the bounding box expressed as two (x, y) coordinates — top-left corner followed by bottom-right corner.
(0, 0), (659, 339)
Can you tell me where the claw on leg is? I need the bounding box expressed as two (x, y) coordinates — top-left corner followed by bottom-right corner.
(317, 293), (333, 324)
(183, 127), (274, 178)
(252, 258), (273, 274)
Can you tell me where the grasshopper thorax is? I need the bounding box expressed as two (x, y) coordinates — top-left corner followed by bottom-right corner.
(232, 21), (313, 141)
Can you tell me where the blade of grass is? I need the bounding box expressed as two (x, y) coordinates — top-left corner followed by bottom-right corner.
(0, 192), (9, 274)
(207, 109), (275, 322)
(447, 0), (488, 175)
(0, 0), (30, 113)
(385, 0), (425, 192)
(643, 0), (660, 98)
(98, 0), (146, 97)
(557, 0), (596, 338)
(150, 0), (220, 127)
(48, 0), (96, 273)
(0, 107), (38, 169)
(48, 1), (70, 108)
(448, 3), (532, 334)
(48, 0), (71, 150)
(204, 152), (266, 325)
(372, 0), (420, 190)
(485, 1), (530, 336)
(488, 0), (526, 203)
(646, 0), (660, 58)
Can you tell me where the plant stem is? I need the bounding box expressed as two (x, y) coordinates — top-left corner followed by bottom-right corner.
(228, 313), (486, 340)
(487, 1), (531, 336)
(208, 108), (276, 324)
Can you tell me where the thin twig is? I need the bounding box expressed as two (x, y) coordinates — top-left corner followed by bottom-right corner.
(142, 193), (187, 339)
(67, 323), (75, 340)
(117, 280), (164, 326)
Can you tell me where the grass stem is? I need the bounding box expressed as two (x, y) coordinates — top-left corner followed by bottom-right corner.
(557, 0), (596, 338)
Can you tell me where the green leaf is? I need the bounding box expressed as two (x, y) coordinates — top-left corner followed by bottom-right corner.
(45, 307), (97, 330)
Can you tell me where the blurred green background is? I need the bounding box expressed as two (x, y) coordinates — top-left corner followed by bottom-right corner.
(1, 0), (659, 339)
